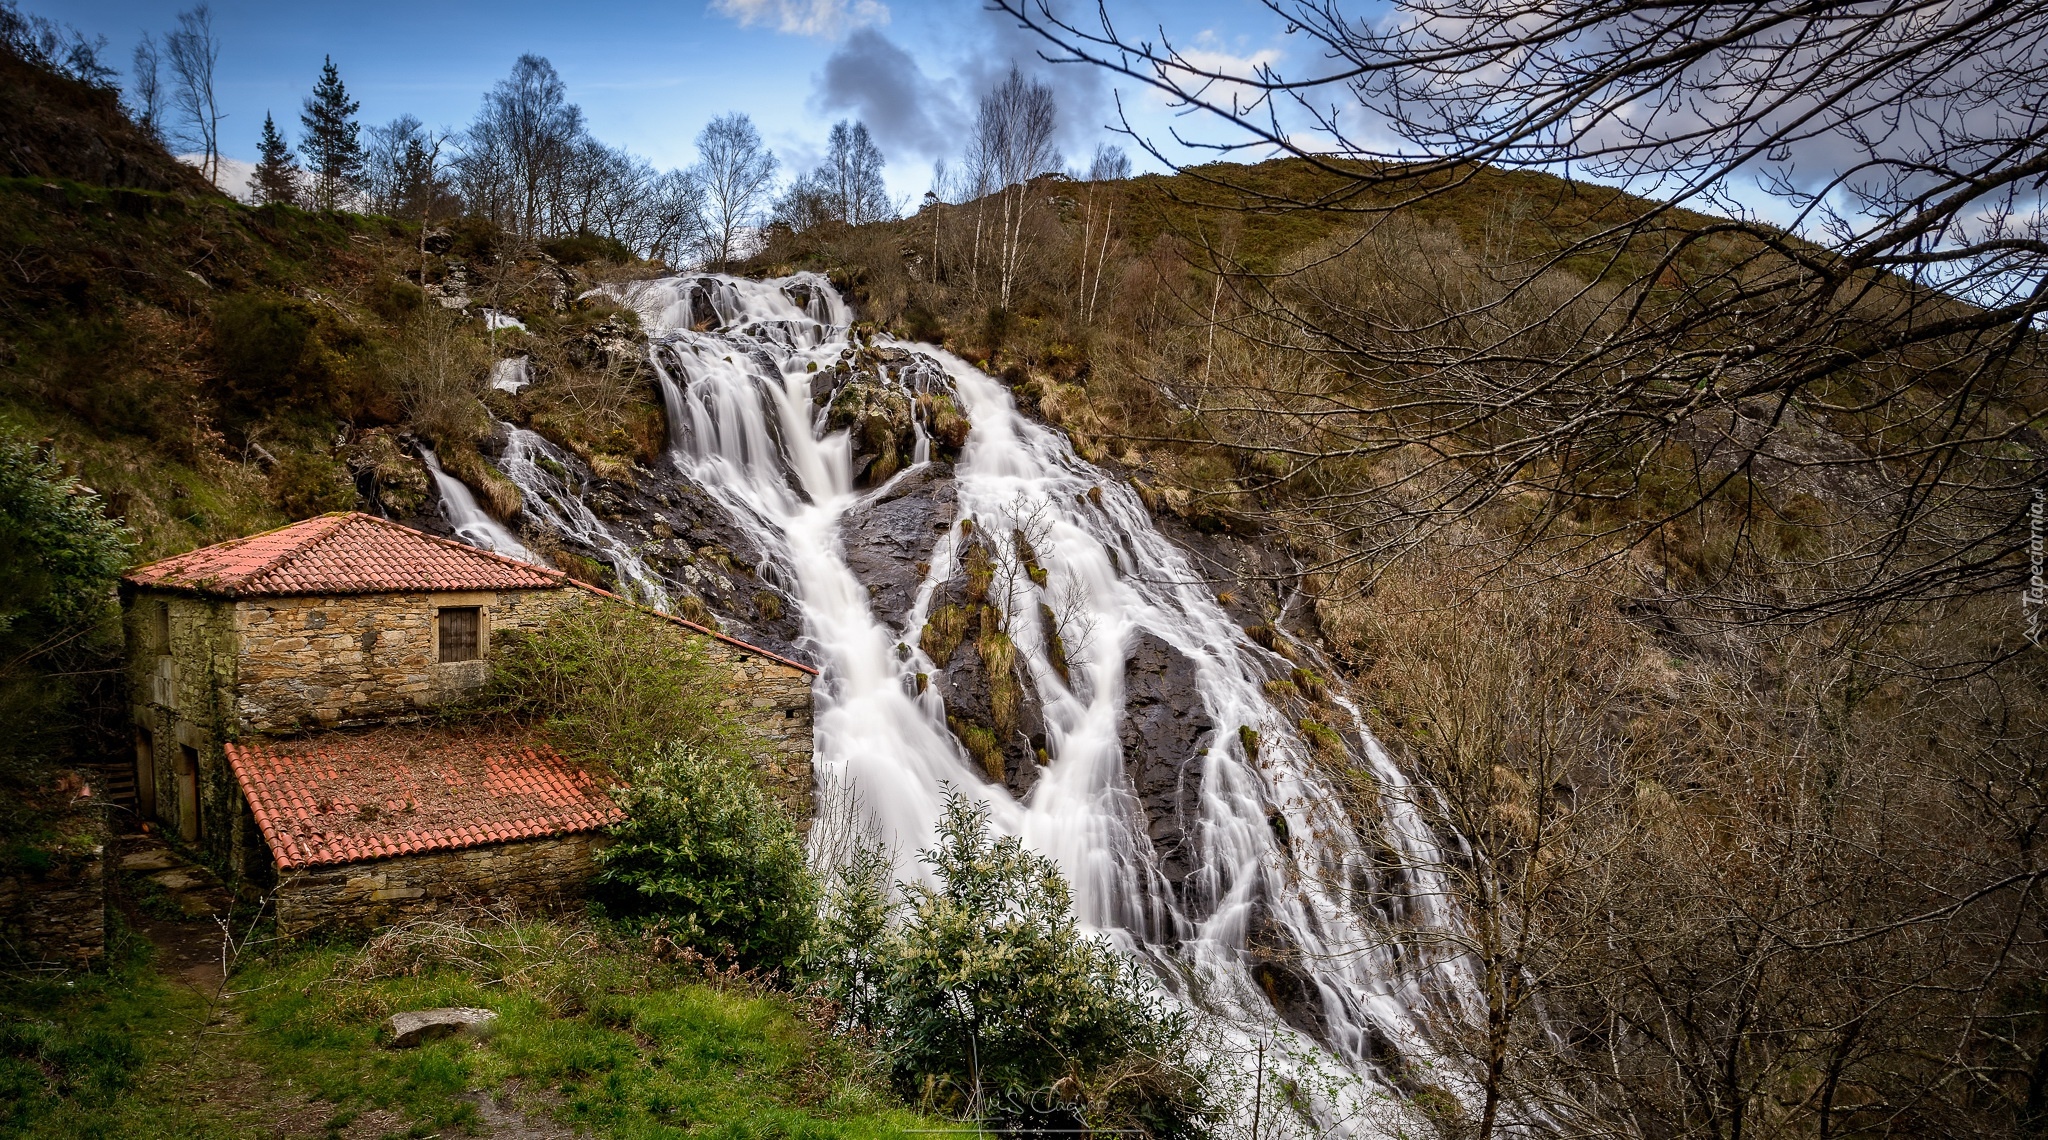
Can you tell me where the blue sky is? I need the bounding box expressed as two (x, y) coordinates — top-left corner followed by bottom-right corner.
(45, 0), (1300, 203)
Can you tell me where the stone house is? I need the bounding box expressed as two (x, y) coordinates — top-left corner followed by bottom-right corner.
(120, 511), (816, 934)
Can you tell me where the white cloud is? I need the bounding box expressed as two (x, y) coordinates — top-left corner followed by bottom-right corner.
(709, 0), (887, 38)
(180, 153), (257, 203)
(1149, 34), (1283, 114)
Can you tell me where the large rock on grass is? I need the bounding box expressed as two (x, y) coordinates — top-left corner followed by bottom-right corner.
(384, 1007), (498, 1048)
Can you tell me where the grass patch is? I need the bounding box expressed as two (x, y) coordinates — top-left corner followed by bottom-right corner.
(0, 923), (264, 1139)
(233, 917), (920, 1140)
(3, 915), (928, 1140)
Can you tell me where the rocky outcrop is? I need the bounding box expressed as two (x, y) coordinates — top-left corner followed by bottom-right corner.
(1120, 631), (1214, 914)
(841, 462), (958, 625)
(1247, 901), (1331, 1043)
(826, 371), (917, 486)
(927, 611), (1050, 800)
(814, 347), (970, 488)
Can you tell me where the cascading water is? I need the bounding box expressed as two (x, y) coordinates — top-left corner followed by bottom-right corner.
(493, 425), (672, 607)
(553, 271), (1486, 1132)
(421, 445), (541, 564)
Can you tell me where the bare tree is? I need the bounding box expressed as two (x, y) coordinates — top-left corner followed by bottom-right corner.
(694, 112), (779, 270)
(997, 0), (2048, 628)
(457, 54), (584, 237)
(1076, 143), (1129, 326)
(823, 119), (891, 226)
(364, 115), (456, 224)
(0, 5), (113, 85)
(973, 67), (1061, 311)
(164, 4), (221, 186)
(129, 33), (165, 142)
(644, 168), (708, 267)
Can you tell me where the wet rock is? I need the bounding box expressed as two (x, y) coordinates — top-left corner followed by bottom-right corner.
(1120, 631), (1212, 911)
(931, 621), (1048, 800)
(570, 318), (647, 374)
(347, 430), (431, 520)
(840, 462), (957, 625)
(383, 1007), (497, 1049)
(421, 228), (454, 255)
(1148, 511), (1295, 631)
(826, 370), (916, 487)
(1247, 903), (1331, 1044)
(782, 278), (826, 317)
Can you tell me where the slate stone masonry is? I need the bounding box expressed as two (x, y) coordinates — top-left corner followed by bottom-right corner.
(273, 833), (605, 937)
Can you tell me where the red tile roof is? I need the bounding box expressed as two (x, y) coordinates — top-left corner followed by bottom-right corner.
(126, 513), (819, 674)
(225, 728), (623, 870)
(124, 512), (564, 597)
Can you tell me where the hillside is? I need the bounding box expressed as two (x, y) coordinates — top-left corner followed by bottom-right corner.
(2, 31), (2044, 1140)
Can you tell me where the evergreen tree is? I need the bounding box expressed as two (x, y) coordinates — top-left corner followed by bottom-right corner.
(298, 55), (362, 210)
(252, 111), (300, 205)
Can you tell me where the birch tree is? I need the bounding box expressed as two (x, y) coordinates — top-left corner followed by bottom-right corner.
(694, 112), (779, 269)
(164, 5), (221, 185)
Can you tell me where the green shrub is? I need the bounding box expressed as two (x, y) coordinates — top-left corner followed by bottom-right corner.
(212, 294), (327, 410)
(0, 430), (130, 835)
(0, 431), (129, 642)
(810, 793), (1216, 1137)
(542, 232), (633, 265)
(485, 599), (747, 767)
(595, 742), (817, 970)
(367, 275), (426, 321)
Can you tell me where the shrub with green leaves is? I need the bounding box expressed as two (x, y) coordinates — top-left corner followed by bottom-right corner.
(809, 793), (1215, 1138)
(485, 600), (748, 768)
(267, 450), (356, 519)
(0, 428), (131, 841)
(212, 293), (331, 412)
(595, 742), (817, 971)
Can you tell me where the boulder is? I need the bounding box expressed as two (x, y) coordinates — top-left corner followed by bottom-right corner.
(840, 462), (957, 624)
(825, 371), (915, 486)
(383, 1007), (498, 1049)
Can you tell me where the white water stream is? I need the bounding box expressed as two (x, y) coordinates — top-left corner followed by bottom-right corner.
(607, 274), (1482, 1131)
(420, 445), (541, 564)
(431, 272), (1483, 1132)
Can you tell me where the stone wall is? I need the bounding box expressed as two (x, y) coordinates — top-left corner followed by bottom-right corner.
(693, 635), (816, 819)
(272, 833), (605, 937)
(228, 587), (574, 732)
(0, 782), (106, 967)
(121, 591), (238, 858)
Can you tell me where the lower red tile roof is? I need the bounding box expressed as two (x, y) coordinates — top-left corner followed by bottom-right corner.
(225, 728), (623, 870)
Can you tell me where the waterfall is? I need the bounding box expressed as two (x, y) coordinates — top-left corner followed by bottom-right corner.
(494, 425), (672, 607)
(420, 445), (542, 564)
(570, 272), (1485, 1133)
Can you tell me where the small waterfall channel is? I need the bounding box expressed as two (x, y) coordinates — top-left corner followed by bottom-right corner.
(450, 272), (1483, 1132)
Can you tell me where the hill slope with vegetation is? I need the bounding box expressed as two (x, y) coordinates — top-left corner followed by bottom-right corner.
(745, 139), (2048, 1138)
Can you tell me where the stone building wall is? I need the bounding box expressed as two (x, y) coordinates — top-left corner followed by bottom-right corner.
(272, 833), (605, 937)
(229, 586), (574, 732)
(698, 641), (816, 819)
(125, 578), (817, 878)
(122, 591), (239, 857)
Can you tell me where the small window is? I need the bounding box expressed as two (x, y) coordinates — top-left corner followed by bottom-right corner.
(151, 601), (170, 652)
(438, 607), (481, 663)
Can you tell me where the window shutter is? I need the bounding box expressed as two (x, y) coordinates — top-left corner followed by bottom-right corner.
(438, 607), (481, 662)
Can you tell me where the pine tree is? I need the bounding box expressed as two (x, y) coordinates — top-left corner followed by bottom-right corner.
(252, 112), (300, 206)
(298, 55), (363, 210)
